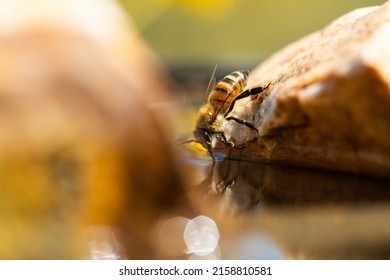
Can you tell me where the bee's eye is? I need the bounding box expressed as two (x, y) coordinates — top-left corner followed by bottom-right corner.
(194, 128), (212, 146)
(201, 130), (211, 144)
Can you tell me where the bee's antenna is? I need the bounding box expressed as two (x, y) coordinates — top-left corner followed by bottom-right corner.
(177, 139), (199, 146)
(203, 64), (218, 105)
(177, 139), (216, 161)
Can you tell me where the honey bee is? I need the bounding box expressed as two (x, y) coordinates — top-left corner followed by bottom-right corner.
(184, 66), (268, 160)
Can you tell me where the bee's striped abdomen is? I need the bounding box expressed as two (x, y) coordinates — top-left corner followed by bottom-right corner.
(208, 70), (249, 114)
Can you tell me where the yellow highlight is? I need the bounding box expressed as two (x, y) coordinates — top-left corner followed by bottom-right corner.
(178, 0), (236, 21)
(145, 0), (237, 21)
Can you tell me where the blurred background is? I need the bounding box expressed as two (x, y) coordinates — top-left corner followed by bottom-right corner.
(120, 0), (385, 72)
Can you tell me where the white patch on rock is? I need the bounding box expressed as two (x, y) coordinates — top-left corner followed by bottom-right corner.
(252, 86), (279, 137)
(300, 83), (325, 99)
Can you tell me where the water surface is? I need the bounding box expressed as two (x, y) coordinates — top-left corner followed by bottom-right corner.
(174, 152), (390, 259)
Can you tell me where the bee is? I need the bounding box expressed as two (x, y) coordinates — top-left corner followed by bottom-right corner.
(183, 66), (268, 160)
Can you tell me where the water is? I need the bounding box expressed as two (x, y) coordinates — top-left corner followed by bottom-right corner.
(170, 152), (390, 259)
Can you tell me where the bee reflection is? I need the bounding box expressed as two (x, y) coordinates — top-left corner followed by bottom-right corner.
(202, 160), (390, 213)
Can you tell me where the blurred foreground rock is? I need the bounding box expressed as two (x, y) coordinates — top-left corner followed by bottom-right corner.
(0, 0), (190, 259)
(223, 2), (390, 177)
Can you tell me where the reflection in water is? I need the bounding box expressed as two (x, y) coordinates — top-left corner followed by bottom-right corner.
(228, 231), (285, 260)
(205, 160), (390, 210)
(192, 159), (390, 259)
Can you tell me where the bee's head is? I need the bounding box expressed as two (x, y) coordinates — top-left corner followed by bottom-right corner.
(177, 127), (215, 160)
(194, 127), (212, 151)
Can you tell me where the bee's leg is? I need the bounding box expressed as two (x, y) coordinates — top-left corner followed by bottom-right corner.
(224, 84), (270, 117)
(217, 131), (231, 146)
(232, 143), (246, 149)
(225, 116), (258, 133)
(209, 149), (216, 161)
(217, 131), (246, 149)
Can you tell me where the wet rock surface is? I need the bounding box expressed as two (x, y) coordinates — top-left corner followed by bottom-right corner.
(223, 2), (390, 177)
(201, 160), (390, 259)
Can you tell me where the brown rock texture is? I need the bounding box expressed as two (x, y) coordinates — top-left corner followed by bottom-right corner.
(222, 2), (390, 177)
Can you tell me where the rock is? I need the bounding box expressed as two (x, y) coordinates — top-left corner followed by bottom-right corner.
(0, 0), (190, 259)
(221, 2), (390, 177)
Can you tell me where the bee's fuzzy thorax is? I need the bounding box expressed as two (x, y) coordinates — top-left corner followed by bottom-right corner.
(196, 105), (219, 132)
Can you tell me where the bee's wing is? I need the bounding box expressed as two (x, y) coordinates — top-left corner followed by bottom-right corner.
(203, 64), (218, 104)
